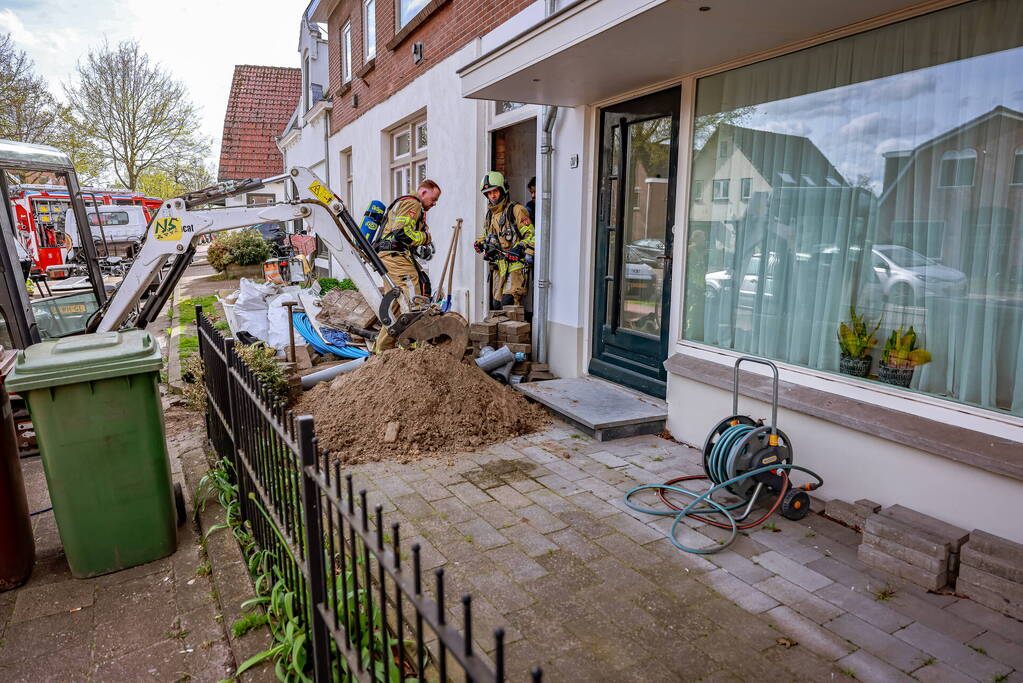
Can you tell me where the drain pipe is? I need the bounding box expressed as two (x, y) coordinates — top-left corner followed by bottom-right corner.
(535, 0), (559, 365)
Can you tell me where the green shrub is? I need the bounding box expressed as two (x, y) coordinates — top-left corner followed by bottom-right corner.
(236, 343), (290, 403)
(318, 277), (357, 295)
(208, 230), (271, 272)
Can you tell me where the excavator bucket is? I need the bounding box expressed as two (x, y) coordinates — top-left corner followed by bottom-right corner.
(396, 311), (469, 360)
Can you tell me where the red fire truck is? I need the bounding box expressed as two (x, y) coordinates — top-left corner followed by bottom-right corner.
(9, 184), (162, 272)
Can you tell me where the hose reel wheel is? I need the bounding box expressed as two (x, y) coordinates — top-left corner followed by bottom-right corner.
(780, 488), (810, 521)
(702, 414), (757, 475)
(725, 425), (793, 498)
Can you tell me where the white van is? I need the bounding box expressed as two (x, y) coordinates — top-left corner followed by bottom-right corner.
(65, 205), (150, 257)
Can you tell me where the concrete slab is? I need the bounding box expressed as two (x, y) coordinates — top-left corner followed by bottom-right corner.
(515, 377), (667, 441)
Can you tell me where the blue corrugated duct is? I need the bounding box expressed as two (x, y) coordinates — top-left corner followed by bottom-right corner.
(292, 312), (370, 359)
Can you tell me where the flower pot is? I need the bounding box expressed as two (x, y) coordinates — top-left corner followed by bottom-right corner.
(839, 354), (872, 378)
(878, 362), (915, 388)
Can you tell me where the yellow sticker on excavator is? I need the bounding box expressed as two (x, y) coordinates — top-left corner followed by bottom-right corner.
(308, 181), (335, 206)
(154, 217), (182, 241)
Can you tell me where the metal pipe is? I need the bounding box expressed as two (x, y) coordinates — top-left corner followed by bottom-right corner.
(535, 103), (558, 364)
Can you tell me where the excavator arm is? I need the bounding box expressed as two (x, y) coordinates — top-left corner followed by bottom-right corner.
(91, 167), (468, 355)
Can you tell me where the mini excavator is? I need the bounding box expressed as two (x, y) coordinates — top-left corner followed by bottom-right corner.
(0, 139), (468, 356)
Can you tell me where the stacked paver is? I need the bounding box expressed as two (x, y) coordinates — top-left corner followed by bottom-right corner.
(469, 306), (555, 382)
(859, 505), (969, 590)
(824, 498), (880, 530)
(957, 529), (1023, 619)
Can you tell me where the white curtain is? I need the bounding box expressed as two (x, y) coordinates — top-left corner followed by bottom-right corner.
(684, 0), (1023, 416)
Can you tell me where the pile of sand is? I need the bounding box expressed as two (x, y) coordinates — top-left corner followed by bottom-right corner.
(295, 346), (549, 463)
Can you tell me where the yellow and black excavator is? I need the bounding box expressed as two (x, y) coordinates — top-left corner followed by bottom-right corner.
(0, 139), (468, 354)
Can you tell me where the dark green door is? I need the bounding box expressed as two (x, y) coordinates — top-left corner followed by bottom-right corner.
(590, 87), (680, 398)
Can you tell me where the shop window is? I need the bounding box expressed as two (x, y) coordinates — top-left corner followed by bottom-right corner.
(682, 0), (1023, 417)
(938, 149), (976, 187)
(389, 117), (426, 199)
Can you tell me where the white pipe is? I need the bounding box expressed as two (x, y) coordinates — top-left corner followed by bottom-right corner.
(300, 356), (367, 389)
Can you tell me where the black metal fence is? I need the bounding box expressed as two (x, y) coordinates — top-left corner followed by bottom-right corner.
(197, 310), (535, 682)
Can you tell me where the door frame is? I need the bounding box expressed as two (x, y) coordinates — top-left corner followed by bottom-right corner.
(589, 85), (681, 398)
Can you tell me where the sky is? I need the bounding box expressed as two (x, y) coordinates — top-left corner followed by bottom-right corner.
(0, 0), (310, 167)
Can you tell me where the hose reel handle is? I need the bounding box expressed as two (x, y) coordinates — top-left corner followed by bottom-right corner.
(732, 356), (780, 436)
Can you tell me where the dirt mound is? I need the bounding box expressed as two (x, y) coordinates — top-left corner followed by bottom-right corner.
(295, 346), (549, 463)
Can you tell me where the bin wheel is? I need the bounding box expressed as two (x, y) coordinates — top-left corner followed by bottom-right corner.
(780, 488), (810, 521)
(174, 483), (187, 526)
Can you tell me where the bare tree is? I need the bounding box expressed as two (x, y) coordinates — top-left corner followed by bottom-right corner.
(63, 40), (208, 190)
(0, 33), (56, 143)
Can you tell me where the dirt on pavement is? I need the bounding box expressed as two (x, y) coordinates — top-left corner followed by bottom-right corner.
(296, 345), (549, 463)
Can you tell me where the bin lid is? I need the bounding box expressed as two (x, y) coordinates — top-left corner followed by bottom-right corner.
(6, 329), (163, 392)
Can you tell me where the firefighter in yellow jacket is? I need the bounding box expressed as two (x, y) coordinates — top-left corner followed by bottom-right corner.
(374, 179), (441, 351)
(474, 171), (534, 308)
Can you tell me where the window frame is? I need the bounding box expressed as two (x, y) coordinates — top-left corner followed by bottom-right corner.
(937, 148), (976, 188)
(246, 193), (275, 206)
(363, 0), (376, 62)
(712, 178), (729, 201)
(396, 0), (428, 31)
(389, 116), (427, 200)
(1010, 147), (1023, 185)
(739, 177), (751, 200)
(341, 21), (353, 84)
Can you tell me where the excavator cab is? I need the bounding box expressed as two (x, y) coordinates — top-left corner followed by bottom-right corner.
(0, 139), (108, 349)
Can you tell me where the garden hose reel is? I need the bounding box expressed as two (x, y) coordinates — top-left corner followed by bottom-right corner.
(702, 357), (813, 521)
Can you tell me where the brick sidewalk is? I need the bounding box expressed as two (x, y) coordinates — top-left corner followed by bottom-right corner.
(347, 423), (1023, 682)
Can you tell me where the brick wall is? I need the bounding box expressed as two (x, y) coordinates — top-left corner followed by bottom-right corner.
(326, 0), (533, 136)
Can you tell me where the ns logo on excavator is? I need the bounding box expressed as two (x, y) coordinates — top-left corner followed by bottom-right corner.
(154, 217), (183, 241)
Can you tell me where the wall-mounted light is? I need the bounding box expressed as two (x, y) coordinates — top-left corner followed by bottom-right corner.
(412, 42), (424, 64)
(352, 94), (359, 108)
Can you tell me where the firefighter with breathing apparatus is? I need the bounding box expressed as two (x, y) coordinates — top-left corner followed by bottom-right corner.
(474, 171), (535, 308)
(373, 179), (441, 351)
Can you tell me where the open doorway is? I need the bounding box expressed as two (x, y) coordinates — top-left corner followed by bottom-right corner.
(489, 118), (537, 313)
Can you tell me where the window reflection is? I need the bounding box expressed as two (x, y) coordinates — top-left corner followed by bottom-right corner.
(684, 0), (1023, 416)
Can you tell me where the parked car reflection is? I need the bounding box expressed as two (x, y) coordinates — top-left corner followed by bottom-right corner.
(870, 244), (967, 305)
(625, 238), (665, 268)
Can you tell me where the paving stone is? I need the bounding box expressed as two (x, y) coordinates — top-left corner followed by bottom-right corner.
(966, 631), (1023, 676)
(516, 445), (559, 464)
(484, 545), (548, 582)
(487, 484), (532, 509)
(961, 543), (1023, 583)
(546, 527), (605, 562)
(807, 556), (887, 592)
(516, 504), (568, 534)
(836, 648), (916, 683)
(893, 622), (1011, 681)
(455, 517), (510, 551)
(431, 496), (477, 523)
(0, 644), (92, 683)
(804, 513), (864, 548)
(524, 487), (577, 514)
(408, 477), (452, 502)
(504, 475), (544, 494)
(534, 473), (584, 495)
(825, 499), (874, 530)
(748, 529), (824, 564)
(754, 576), (844, 624)
(707, 549), (775, 584)
(573, 476), (622, 501)
(646, 538), (717, 575)
(602, 511), (663, 544)
(501, 523), (559, 557)
(943, 595), (1023, 643)
(826, 613), (929, 672)
(864, 513), (949, 558)
(587, 556), (659, 598)
(594, 532), (661, 569)
(10, 579), (95, 624)
(391, 492), (436, 520)
(862, 532), (948, 573)
(752, 550), (833, 592)
(857, 544), (948, 591)
(586, 450), (629, 468)
(910, 661), (975, 683)
(406, 536), (445, 570)
(957, 566), (1023, 620)
(466, 571), (534, 613)
(763, 641), (844, 681)
(886, 590), (985, 642)
(879, 506), (969, 552)
(692, 635), (779, 680)
(814, 582), (912, 633)
(463, 468), (507, 490)
(968, 528), (1023, 565)
(765, 605), (855, 660)
(0, 607), (94, 664)
(689, 596), (782, 650)
(447, 482), (493, 506)
(541, 459), (589, 482)
(697, 569), (779, 614)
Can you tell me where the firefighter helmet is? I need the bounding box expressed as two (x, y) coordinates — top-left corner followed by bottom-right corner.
(480, 171), (509, 195)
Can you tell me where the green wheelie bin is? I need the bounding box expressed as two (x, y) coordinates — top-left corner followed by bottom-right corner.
(7, 329), (180, 578)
